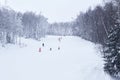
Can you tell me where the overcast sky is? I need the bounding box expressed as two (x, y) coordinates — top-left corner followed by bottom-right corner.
(0, 0), (103, 23)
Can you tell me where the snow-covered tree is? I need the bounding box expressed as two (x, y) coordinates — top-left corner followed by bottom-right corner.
(0, 7), (23, 46)
(103, 0), (120, 79)
(22, 12), (49, 40)
(104, 27), (120, 78)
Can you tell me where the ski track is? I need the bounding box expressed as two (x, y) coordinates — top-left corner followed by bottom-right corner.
(0, 36), (111, 80)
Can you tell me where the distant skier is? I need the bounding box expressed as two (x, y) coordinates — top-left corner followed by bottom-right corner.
(58, 37), (62, 42)
(42, 43), (44, 47)
(58, 46), (60, 50)
(50, 48), (52, 51)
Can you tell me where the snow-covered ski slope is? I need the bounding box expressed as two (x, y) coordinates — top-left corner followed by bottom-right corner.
(0, 36), (111, 80)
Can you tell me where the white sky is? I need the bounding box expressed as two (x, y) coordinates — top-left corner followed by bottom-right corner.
(0, 0), (103, 23)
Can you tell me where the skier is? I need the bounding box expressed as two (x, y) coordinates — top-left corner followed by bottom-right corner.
(58, 46), (60, 50)
(58, 37), (62, 42)
(50, 48), (52, 51)
(42, 43), (44, 47)
(39, 48), (41, 52)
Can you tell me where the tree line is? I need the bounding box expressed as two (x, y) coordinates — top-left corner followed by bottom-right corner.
(0, 7), (74, 46)
(0, 7), (49, 46)
(72, 2), (117, 45)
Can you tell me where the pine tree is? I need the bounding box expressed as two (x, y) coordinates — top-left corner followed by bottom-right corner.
(104, 26), (120, 78)
(103, 0), (120, 79)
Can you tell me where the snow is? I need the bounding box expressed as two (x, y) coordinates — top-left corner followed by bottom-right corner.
(0, 36), (111, 80)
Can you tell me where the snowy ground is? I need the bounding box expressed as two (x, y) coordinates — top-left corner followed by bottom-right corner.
(0, 36), (111, 80)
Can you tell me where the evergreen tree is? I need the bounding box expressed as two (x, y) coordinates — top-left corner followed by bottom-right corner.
(104, 26), (120, 78)
(103, 0), (120, 79)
